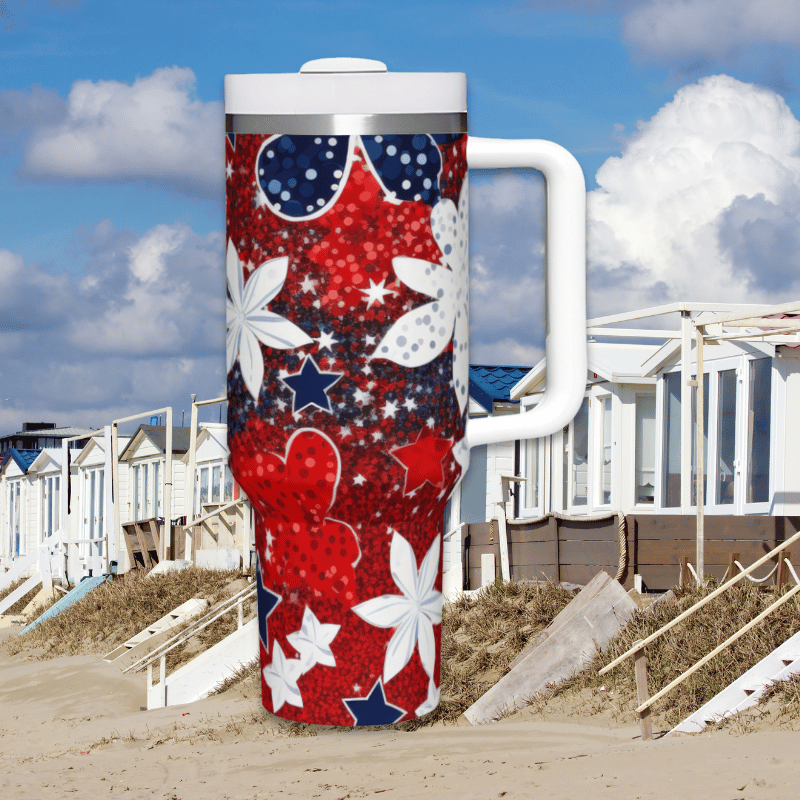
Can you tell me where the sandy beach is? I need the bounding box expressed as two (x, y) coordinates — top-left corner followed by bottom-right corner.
(1, 628), (799, 800)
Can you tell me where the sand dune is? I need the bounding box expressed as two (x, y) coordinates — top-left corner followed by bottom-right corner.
(1, 628), (799, 799)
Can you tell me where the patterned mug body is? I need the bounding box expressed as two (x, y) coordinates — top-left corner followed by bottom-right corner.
(226, 130), (471, 725)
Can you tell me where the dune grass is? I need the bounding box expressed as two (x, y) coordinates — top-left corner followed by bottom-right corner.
(0, 576), (42, 615)
(551, 579), (800, 727)
(4, 567), (249, 660)
(8, 565), (800, 733)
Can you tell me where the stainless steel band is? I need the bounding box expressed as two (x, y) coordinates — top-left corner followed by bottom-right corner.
(225, 112), (467, 135)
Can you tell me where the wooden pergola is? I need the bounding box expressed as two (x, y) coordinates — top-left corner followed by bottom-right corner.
(588, 300), (800, 585)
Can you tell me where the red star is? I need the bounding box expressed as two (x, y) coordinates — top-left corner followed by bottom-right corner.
(391, 428), (453, 495)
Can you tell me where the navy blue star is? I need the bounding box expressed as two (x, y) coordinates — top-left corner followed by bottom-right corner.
(343, 679), (406, 726)
(256, 552), (281, 650)
(281, 355), (342, 413)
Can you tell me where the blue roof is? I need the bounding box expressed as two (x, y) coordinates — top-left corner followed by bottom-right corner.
(1, 448), (42, 474)
(469, 365), (533, 411)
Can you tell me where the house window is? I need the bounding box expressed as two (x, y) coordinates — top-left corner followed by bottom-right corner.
(142, 462), (150, 518)
(9, 481), (22, 557)
(195, 460), (235, 515)
(224, 464), (234, 501)
(635, 394), (656, 505)
(570, 398), (589, 508)
(691, 374), (709, 506)
(212, 465), (221, 503)
(198, 467), (209, 511)
(716, 368), (737, 506)
(131, 460), (161, 521)
(519, 437), (544, 517)
(661, 355), (771, 512)
(154, 461), (161, 517)
(132, 465), (140, 520)
(662, 371), (682, 508)
(747, 357), (771, 504)
(42, 475), (60, 540)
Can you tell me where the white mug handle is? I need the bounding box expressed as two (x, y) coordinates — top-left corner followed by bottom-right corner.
(465, 137), (587, 449)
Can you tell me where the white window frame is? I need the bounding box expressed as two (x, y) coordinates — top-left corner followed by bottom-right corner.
(131, 457), (163, 521)
(593, 392), (614, 509)
(517, 435), (546, 519)
(657, 353), (774, 515)
(81, 466), (105, 559)
(7, 479), (24, 558)
(40, 473), (61, 542)
(194, 458), (234, 516)
(633, 390), (657, 510)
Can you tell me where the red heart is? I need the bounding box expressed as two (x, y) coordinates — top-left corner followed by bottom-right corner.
(235, 429), (360, 603)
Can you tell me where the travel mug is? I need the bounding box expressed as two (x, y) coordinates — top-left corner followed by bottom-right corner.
(225, 58), (586, 726)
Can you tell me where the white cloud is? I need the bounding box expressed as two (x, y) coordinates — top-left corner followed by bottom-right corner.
(587, 74), (800, 316)
(0, 221), (226, 432)
(468, 173), (546, 367)
(21, 67), (222, 198)
(0, 85), (66, 134)
(623, 0), (800, 65)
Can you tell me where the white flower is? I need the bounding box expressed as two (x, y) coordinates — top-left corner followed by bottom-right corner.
(351, 532), (442, 683)
(416, 676), (441, 717)
(262, 642), (304, 712)
(286, 606), (340, 674)
(372, 179), (469, 413)
(226, 238), (313, 399)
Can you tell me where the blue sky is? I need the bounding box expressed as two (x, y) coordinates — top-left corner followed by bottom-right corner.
(2, 0), (800, 431)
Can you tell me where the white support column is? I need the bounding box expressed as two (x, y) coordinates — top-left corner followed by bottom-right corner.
(164, 408), (173, 561)
(695, 326), (705, 585)
(111, 424), (122, 572)
(186, 400), (199, 563)
(681, 311), (692, 513)
(103, 426), (113, 572)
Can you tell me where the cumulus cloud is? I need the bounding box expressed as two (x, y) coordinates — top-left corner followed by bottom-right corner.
(587, 74), (800, 317)
(468, 173), (546, 367)
(0, 86), (66, 134)
(20, 67), (223, 198)
(0, 221), (226, 433)
(622, 0), (800, 66)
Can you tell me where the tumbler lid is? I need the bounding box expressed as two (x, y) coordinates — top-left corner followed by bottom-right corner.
(225, 58), (466, 116)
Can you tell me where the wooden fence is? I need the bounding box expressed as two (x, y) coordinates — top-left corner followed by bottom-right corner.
(463, 514), (800, 592)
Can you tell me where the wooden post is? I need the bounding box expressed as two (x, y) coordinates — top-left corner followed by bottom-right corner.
(550, 515), (560, 583)
(695, 326), (705, 587)
(727, 552), (740, 582)
(634, 641), (653, 741)
(777, 550), (790, 589)
(680, 555), (690, 588)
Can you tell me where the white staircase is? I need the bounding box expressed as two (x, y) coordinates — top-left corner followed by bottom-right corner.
(671, 629), (800, 734)
(146, 618), (257, 709)
(125, 582), (258, 710)
(102, 598), (208, 663)
(0, 529), (62, 615)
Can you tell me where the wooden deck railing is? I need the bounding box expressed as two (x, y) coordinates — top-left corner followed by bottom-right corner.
(599, 526), (800, 740)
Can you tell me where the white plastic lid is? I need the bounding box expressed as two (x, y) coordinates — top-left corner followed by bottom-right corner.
(225, 58), (466, 116)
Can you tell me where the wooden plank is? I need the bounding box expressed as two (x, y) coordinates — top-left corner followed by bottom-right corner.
(559, 540), (619, 566)
(508, 571), (612, 669)
(504, 540), (554, 567)
(121, 523), (139, 570)
(636, 540), (775, 565)
(560, 564), (620, 587)
(464, 578), (637, 725)
(551, 516), (559, 583)
(634, 644), (653, 741)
